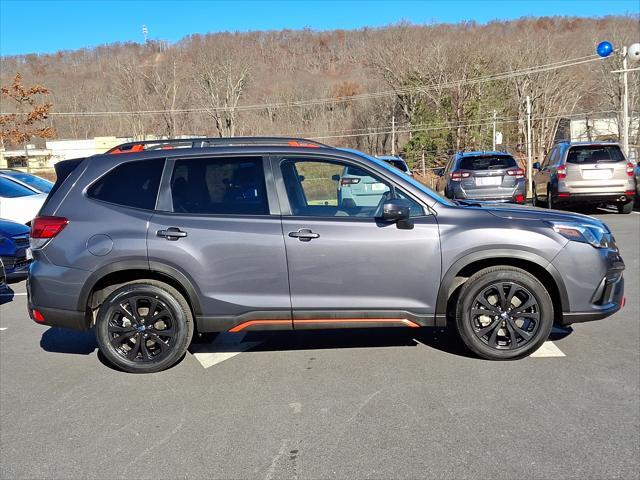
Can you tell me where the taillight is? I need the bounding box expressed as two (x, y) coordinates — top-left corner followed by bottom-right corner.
(340, 177), (361, 186)
(451, 170), (471, 181)
(557, 166), (567, 180)
(30, 216), (68, 249)
(506, 168), (525, 179)
(626, 162), (635, 177)
(515, 194), (525, 203)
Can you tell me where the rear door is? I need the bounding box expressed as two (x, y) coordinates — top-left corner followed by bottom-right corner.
(275, 155), (441, 328)
(147, 155), (291, 332)
(564, 145), (629, 193)
(457, 155), (518, 199)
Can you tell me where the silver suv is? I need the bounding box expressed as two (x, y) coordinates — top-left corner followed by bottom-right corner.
(27, 137), (625, 373)
(532, 142), (636, 213)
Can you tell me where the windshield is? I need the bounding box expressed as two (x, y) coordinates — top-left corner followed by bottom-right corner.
(0, 177), (37, 198)
(458, 155), (517, 170)
(566, 145), (625, 164)
(2, 171), (53, 193)
(339, 148), (454, 206)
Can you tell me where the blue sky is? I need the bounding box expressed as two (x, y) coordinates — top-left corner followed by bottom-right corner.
(0, 0), (637, 56)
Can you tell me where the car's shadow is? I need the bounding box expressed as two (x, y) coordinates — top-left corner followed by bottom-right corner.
(38, 325), (574, 368)
(40, 327), (98, 355)
(0, 285), (15, 305)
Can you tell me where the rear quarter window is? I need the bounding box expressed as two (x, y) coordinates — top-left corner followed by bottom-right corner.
(88, 159), (164, 210)
(458, 156), (517, 170)
(566, 145), (625, 164)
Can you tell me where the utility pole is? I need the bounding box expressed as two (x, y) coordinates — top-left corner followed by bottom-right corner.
(525, 96), (533, 196)
(421, 151), (426, 177)
(621, 45), (629, 157)
(492, 110), (497, 151)
(391, 115), (396, 156)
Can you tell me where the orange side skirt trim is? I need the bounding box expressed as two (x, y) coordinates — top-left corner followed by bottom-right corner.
(228, 318), (420, 332)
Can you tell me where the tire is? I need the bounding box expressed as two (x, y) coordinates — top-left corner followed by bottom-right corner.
(454, 266), (554, 360)
(617, 200), (634, 214)
(532, 185), (539, 207)
(546, 185), (554, 209)
(95, 280), (194, 373)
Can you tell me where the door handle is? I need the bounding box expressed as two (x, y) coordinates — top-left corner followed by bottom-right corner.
(288, 228), (320, 242)
(157, 227), (188, 240)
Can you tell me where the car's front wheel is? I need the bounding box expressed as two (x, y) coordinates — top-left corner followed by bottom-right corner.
(95, 281), (194, 373)
(455, 266), (554, 360)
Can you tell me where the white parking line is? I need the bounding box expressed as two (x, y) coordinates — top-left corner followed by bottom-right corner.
(0, 293), (27, 296)
(191, 332), (262, 369)
(529, 341), (566, 358)
(0, 327), (7, 331)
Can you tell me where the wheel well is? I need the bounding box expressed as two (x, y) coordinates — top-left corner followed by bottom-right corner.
(87, 269), (196, 322)
(445, 258), (563, 324)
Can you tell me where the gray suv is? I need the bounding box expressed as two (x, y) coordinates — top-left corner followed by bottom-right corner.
(435, 151), (527, 204)
(532, 141), (636, 213)
(28, 137), (625, 373)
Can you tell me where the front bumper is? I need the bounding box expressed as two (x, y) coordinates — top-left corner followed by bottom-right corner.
(553, 241), (625, 325)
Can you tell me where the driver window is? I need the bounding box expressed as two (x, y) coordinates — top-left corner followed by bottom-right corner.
(280, 158), (424, 218)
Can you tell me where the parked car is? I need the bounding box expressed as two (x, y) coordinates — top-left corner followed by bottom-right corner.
(435, 151), (526, 204)
(635, 160), (640, 207)
(0, 219), (31, 283)
(28, 137), (624, 373)
(0, 176), (47, 225)
(532, 141), (635, 214)
(0, 169), (53, 194)
(376, 155), (413, 176)
(0, 258), (5, 288)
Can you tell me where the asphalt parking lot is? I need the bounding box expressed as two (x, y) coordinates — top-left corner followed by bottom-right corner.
(1, 208), (638, 480)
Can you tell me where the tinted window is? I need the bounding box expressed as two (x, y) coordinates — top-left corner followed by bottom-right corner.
(0, 177), (37, 198)
(566, 145), (625, 164)
(88, 160), (164, 210)
(2, 171), (53, 193)
(385, 159), (409, 172)
(458, 155), (517, 170)
(170, 157), (268, 215)
(281, 158), (424, 218)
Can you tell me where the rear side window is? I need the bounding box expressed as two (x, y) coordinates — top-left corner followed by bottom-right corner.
(0, 177), (36, 198)
(566, 145), (625, 164)
(458, 155), (517, 170)
(88, 160), (164, 210)
(170, 157), (268, 215)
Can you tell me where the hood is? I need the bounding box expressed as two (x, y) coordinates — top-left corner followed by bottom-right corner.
(0, 218), (30, 237)
(473, 202), (607, 229)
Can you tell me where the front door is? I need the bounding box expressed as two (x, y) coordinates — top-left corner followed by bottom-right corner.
(275, 156), (441, 329)
(147, 155), (291, 332)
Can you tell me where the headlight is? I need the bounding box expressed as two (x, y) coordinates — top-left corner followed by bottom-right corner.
(545, 221), (610, 248)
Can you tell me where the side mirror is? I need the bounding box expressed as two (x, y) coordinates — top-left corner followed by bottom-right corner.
(331, 174), (340, 182)
(434, 168), (444, 177)
(381, 198), (413, 229)
(533, 162), (541, 170)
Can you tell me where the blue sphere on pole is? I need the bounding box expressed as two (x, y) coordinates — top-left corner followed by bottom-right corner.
(596, 41), (614, 58)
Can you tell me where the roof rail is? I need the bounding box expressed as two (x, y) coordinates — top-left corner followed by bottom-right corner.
(106, 136), (332, 154)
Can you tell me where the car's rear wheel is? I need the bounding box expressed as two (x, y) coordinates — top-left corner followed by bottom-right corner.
(617, 200), (634, 214)
(455, 266), (554, 360)
(95, 281), (194, 373)
(532, 185), (539, 207)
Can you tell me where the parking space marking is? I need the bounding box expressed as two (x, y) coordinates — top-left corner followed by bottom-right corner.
(0, 327), (7, 331)
(191, 332), (262, 369)
(529, 341), (566, 358)
(0, 293), (27, 296)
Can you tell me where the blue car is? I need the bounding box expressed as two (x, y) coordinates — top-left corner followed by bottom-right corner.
(0, 219), (31, 283)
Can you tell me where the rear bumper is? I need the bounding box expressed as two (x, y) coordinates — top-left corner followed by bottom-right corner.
(450, 180), (527, 203)
(553, 191), (635, 205)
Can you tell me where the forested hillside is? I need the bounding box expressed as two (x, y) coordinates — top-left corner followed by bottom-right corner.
(0, 15), (637, 166)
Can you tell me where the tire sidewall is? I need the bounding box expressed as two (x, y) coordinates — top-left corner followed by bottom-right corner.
(96, 284), (191, 373)
(456, 269), (554, 360)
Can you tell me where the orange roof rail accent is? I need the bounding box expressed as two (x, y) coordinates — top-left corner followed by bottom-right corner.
(288, 140), (320, 148)
(109, 144), (145, 154)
